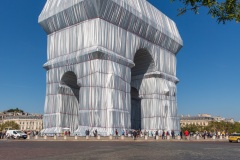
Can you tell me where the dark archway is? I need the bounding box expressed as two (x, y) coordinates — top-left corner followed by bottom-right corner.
(132, 49), (155, 76)
(60, 71), (80, 102)
(131, 87), (141, 130)
(131, 49), (155, 130)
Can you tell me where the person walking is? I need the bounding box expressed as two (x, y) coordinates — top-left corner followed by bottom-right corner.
(184, 130), (189, 140)
(155, 130), (158, 139)
(162, 131), (165, 139)
(115, 129), (118, 139)
(171, 130), (175, 139)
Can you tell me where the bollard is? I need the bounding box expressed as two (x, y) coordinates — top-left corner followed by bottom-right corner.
(97, 135), (101, 140)
(145, 136), (148, 140)
(27, 135), (30, 140)
(121, 135), (124, 140)
(64, 135), (67, 140)
(35, 135), (38, 140)
(177, 136), (181, 140)
(225, 136), (229, 140)
(54, 135), (57, 140)
(219, 135), (222, 140)
(44, 135), (47, 140)
(212, 135), (216, 140)
(156, 135), (159, 140)
(75, 135), (78, 140)
(204, 136), (207, 140)
(109, 135), (113, 140)
(196, 136), (199, 140)
(167, 135), (170, 140)
(86, 135), (89, 140)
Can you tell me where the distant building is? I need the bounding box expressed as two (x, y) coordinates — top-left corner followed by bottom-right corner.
(180, 114), (236, 127)
(213, 116), (225, 122)
(225, 118), (235, 123)
(3, 115), (43, 131)
(0, 112), (4, 125)
(180, 114), (214, 126)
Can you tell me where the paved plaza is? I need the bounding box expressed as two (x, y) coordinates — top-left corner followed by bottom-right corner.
(0, 138), (239, 160)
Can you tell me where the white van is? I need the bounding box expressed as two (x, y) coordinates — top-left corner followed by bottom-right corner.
(6, 130), (27, 139)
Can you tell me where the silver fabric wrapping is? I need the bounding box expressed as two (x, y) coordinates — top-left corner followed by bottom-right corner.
(39, 0), (183, 136)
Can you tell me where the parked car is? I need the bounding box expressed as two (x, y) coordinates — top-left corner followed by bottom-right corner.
(6, 130), (27, 139)
(229, 133), (240, 143)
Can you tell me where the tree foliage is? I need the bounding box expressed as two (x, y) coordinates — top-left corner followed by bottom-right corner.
(6, 108), (24, 113)
(171, 0), (240, 23)
(0, 121), (20, 131)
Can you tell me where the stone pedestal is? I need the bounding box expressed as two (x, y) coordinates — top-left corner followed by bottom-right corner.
(44, 135), (47, 140)
(35, 135), (38, 140)
(64, 135), (67, 140)
(156, 136), (159, 140)
(109, 135), (113, 140)
(212, 135), (216, 140)
(167, 135), (170, 140)
(75, 135), (78, 140)
(219, 135), (222, 140)
(54, 135), (57, 140)
(121, 135), (124, 140)
(86, 135), (89, 140)
(145, 136), (148, 140)
(27, 135), (30, 140)
(225, 136), (229, 140)
(196, 136), (199, 140)
(97, 135), (101, 140)
(177, 136), (181, 140)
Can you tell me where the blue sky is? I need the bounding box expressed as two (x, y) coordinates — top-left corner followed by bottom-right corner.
(0, 1), (239, 121)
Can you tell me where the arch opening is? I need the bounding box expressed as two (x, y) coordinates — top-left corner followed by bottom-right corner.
(131, 49), (155, 130)
(60, 71), (80, 102)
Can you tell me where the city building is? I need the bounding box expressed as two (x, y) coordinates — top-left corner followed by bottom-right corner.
(39, 0), (183, 135)
(213, 116), (226, 122)
(0, 112), (4, 125)
(180, 114), (214, 126)
(180, 114), (236, 127)
(3, 115), (43, 131)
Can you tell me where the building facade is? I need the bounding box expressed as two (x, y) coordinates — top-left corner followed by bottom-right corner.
(3, 115), (43, 131)
(180, 114), (214, 127)
(39, 0), (183, 135)
(180, 114), (235, 127)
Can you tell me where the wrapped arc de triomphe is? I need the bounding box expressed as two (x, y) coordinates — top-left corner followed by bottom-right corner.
(39, 0), (183, 136)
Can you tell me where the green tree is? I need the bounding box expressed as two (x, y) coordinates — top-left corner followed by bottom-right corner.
(6, 108), (24, 113)
(0, 121), (20, 131)
(181, 124), (202, 133)
(171, 0), (240, 23)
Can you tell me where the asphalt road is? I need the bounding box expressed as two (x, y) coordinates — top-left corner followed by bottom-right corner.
(0, 140), (239, 160)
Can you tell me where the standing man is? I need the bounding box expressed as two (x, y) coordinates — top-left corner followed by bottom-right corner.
(115, 129), (118, 139)
(171, 130), (175, 139)
(184, 130), (189, 140)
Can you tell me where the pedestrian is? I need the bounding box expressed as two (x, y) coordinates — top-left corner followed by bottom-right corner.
(115, 129), (118, 139)
(95, 129), (98, 137)
(133, 130), (137, 140)
(171, 130), (175, 139)
(162, 131), (165, 139)
(155, 130), (158, 139)
(122, 130), (125, 136)
(180, 131), (183, 139)
(184, 130), (189, 140)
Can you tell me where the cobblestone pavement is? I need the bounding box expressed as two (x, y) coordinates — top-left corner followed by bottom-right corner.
(0, 138), (239, 160)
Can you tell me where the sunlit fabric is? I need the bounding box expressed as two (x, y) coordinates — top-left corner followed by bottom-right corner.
(39, 0), (183, 136)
